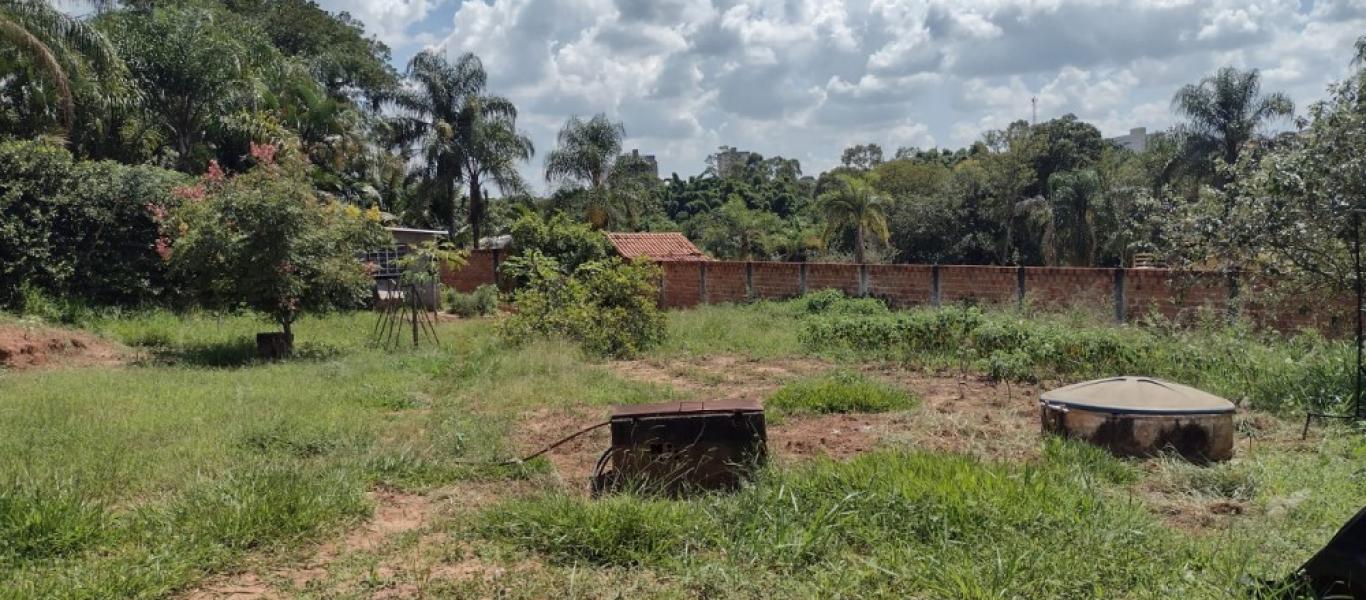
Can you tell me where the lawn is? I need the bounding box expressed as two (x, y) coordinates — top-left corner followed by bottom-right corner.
(0, 301), (1362, 599)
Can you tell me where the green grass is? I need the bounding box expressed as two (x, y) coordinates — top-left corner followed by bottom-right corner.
(0, 310), (655, 597)
(1, 299), (1363, 598)
(767, 370), (917, 415)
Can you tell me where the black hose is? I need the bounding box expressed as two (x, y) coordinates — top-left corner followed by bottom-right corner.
(451, 420), (610, 466)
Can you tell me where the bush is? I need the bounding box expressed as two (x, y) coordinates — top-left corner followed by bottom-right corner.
(500, 258), (666, 358)
(768, 370), (917, 415)
(797, 289), (889, 316)
(446, 284), (500, 318)
(502, 211), (609, 286)
(0, 140), (187, 308)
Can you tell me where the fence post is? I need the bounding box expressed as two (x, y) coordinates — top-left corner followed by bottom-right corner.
(699, 262), (709, 305)
(745, 262), (754, 301)
(931, 264), (941, 308)
(859, 264), (870, 297)
(1016, 265), (1026, 310)
(1226, 269), (1241, 323)
(1113, 268), (1126, 323)
(799, 262), (808, 295)
(658, 263), (668, 307)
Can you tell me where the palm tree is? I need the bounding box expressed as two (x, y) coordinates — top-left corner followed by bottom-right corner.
(816, 173), (889, 264)
(1019, 169), (1100, 266)
(1171, 67), (1293, 186)
(395, 50), (532, 244)
(0, 0), (121, 135)
(544, 113), (653, 229)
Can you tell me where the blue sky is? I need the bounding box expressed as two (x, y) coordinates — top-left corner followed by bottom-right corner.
(261, 1), (1366, 189)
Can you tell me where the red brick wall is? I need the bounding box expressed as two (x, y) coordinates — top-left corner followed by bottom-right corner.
(660, 261), (703, 308)
(1125, 269), (1232, 323)
(441, 249), (500, 293)
(939, 266), (1019, 305)
(867, 264), (934, 306)
(1025, 267), (1114, 309)
(751, 262), (802, 299)
(704, 262), (749, 304)
(437, 255), (1350, 335)
(804, 263), (861, 296)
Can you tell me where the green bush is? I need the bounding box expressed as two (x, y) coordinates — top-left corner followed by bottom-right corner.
(446, 284), (500, 318)
(499, 258), (666, 358)
(768, 370), (917, 415)
(0, 140), (187, 309)
(797, 289), (890, 316)
(502, 211), (609, 286)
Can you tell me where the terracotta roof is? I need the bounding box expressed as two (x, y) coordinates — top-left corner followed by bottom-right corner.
(605, 232), (709, 262)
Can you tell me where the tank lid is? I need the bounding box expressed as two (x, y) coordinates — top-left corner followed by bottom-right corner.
(1040, 377), (1235, 415)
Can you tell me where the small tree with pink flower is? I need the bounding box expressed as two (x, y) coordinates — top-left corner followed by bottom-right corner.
(166, 141), (388, 357)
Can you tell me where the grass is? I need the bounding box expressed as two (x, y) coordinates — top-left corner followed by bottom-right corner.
(0, 296), (1363, 598)
(767, 370), (917, 415)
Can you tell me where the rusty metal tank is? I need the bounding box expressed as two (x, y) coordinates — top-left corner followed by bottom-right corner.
(1040, 377), (1235, 462)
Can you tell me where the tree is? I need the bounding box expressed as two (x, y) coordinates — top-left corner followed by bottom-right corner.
(1019, 169), (1100, 266)
(100, 7), (260, 170)
(395, 50), (532, 245)
(840, 143), (883, 170)
(1171, 67), (1293, 187)
(1029, 114), (1104, 193)
(0, 0), (122, 136)
(816, 173), (889, 264)
(544, 114), (656, 229)
(696, 196), (784, 260)
(168, 142), (388, 354)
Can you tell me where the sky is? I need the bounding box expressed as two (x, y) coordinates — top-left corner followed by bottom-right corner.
(263, 1), (1366, 190)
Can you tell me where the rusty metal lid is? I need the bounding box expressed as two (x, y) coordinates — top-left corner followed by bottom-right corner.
(1041, 377), (1235, 415)
(612, 399), (763, 418)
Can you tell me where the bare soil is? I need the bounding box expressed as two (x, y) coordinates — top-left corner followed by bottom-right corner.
(0, 323), (126, 371)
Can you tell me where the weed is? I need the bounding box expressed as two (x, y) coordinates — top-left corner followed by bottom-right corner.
(767, 370), (917, 415)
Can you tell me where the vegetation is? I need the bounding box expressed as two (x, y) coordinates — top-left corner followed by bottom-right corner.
(767, 370), (917, 415)
(168, 143), (387, 350)
(446, 283), (499, 318)
(500, 257), (666, 358)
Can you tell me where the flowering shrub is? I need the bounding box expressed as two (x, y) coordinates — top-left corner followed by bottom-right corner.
(167, 142), (388, 350)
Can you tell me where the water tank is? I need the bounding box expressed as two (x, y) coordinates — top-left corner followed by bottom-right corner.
(1040, 377), (1235, 462)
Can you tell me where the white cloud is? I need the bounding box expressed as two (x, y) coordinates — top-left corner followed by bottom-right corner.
(317, 0), (1366, 189)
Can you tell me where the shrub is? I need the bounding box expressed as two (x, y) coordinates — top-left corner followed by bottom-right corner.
(502, 211), (609, 286)
(446, 284), (500, 318)
(500, 258), (666, 358)
(0, 140), (186, 309)
(797, 289), (889, 316)
(768, 370), (917, 415)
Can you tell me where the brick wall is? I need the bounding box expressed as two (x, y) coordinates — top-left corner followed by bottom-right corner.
(439, 255), (1350, 335)
(441, 249), (501, 293)
(939, 266), (1019, 306)
(867, 264), (934, 306)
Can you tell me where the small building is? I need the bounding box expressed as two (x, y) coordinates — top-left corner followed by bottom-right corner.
(606, 232), (709, 262)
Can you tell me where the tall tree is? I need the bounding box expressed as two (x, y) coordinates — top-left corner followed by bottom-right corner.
(0, 0), (121, 136)
(840, 143), (884, 171)
(396, 50), (532, 244)
(1171, 66), (1293, 186)
(544, 113), (655, 229)
(817, 173), (889, 264)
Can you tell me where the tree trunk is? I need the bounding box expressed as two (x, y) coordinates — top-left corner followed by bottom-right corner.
(854, 225), (866, 264)
(469, 177), (483, 249)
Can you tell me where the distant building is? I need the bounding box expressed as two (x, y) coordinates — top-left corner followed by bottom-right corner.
(713, 146), (757, 179)
(622, 148), (659, 179)
(1108, 127), (1149, 152)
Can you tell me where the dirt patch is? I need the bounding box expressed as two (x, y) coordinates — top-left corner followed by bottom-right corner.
(610, 355), (828, 402)
(0, 323), (126, 371)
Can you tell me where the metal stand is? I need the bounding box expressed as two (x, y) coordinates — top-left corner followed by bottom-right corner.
(1303, 210), (1365, 437)
(372, 280), (441, 350)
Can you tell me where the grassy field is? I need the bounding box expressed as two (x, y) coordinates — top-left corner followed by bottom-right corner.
(0, 301), (1362, 598)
